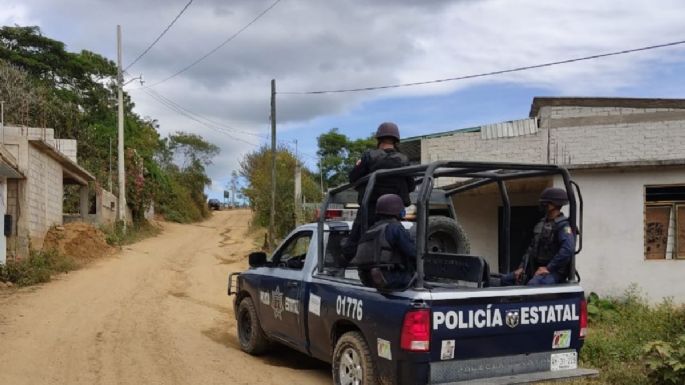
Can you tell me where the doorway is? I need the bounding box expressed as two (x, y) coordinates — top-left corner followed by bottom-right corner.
(498, 206), (540, 273)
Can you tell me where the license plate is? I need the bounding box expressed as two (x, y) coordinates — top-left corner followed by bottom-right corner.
(550, 351), (577, 371)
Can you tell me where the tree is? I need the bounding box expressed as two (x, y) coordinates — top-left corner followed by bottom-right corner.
(0, 26), (221, 225)
(240, 146), (321, 239)
(153, 132), (220, 223)
(317, 128), (375, 189)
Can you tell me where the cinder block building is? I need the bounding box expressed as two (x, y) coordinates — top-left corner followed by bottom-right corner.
(0, 126), (95, 262)
(401, 97), (685, 302)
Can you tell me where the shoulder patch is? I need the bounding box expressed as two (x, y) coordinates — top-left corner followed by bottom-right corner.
(564, 226), (572, 234)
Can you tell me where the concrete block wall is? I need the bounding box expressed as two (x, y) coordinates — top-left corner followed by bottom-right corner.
(543, 106), (685, 165)
(421, 106), (685, 167)
(97, 188), (118, 225)
(27, 146), (63, 248)
(421, 130), (546, 164)
(55, 139), (78, 163)
(541, 106), (677, 119)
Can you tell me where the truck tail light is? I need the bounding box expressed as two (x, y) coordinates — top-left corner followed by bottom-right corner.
(401, 309), (430, 352)
(579, 299), (588, 339)
(314, 209), (343, 220)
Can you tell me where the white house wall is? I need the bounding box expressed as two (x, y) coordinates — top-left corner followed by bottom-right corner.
(453, 190), (542, 272)
(566, 168), (685, 301)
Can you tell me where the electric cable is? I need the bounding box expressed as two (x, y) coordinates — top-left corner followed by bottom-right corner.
(279, 39), (685, 95)
(140, 88), (262, 147)
(125, 0), (194, 71)
(141, 0), (283, 88)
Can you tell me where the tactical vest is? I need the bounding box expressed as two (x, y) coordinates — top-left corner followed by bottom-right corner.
(356, 149), (412, 206)
(351, 219), (403, 267)
(367, 149), (409, 172)
(531, 215), (570, 268)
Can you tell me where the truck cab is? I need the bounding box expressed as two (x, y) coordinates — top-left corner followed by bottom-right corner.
(229, 161), (598, 385)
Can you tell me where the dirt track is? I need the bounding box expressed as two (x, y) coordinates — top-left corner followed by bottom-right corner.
(0, 210), (330, 385)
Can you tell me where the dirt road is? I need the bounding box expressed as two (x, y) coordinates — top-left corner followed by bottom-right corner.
(0, 210), (330, 385)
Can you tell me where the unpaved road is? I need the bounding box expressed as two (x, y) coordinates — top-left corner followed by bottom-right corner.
(0, 210), (329, 385)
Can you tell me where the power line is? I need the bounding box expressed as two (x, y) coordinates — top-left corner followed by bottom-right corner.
(146, 88), (267, 138)
(279, 39), (685, 95)
(142, 0), (283, 88)
(125, 0), (194, 71)
(140, 88), (262, 147)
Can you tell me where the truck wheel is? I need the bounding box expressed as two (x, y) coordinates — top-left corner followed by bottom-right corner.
(411, 216), (470, 254)
(332, 331), (377, 385)
(237, 297), (269, 355)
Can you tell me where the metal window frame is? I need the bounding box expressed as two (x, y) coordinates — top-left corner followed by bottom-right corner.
(643, 183), (685, 260)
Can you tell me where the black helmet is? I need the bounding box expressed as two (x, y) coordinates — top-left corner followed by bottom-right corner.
(376, 194), (404, 217)
(539, 187), (569, 207)
(375, 122), (400, 142)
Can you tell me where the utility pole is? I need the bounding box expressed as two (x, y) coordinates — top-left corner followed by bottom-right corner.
(294, 140), (301, 225)
(116, 25), (127, 232)
(1, 101), (4, 143)
(231, 171), (237, 208)
(319, 157), (324, 195)
(269, 79), (276, 249)
(108, 137), (113, 192)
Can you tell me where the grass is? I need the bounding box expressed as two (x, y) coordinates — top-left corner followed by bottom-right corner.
(0, 249), (77, 286)
(557, 287), (685, 385)
(102, 220), (162, 247)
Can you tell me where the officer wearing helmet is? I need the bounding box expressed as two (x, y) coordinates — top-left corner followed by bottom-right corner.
(350, 194), (416, 290)
(501, 187), (575, 286)
(342, 122), (416, 259)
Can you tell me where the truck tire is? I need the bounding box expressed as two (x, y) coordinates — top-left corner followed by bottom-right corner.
(411, 216), (470, 254)
(237, 297), (269, 355)
(333, 331), (377, 385)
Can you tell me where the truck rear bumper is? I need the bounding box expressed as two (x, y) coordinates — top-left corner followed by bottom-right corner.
(439, 368), (599, 384)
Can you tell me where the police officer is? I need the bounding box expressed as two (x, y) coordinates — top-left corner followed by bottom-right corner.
(342, 122), (416, 259)
(351, 194), (416, 290)
(502, 187), (575, 286)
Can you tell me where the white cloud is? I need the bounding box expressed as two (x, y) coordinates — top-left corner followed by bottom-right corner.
(4, 0), (685, 182)
(0, 4), (36, 26)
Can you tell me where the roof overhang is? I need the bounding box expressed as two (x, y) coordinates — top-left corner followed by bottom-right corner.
(29, 140), (95, 186)
(530, 97), (685, 117)
(0, 145), (24, 179)
(565, 158), (685, 172)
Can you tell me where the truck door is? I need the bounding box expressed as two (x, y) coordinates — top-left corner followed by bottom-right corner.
(257, 230), (312, 350)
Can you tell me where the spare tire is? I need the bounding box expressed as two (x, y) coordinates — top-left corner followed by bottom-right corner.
(411, 216), (470, 254)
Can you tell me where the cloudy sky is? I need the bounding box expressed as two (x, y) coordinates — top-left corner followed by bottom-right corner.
(3, 0), (685, 198)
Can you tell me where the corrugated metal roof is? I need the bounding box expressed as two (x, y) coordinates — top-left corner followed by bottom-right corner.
(480, 118), (538, 140)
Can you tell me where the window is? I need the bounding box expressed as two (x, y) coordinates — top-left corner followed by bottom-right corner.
(644, 185), (685, 260)
(272, 231), (313, 269)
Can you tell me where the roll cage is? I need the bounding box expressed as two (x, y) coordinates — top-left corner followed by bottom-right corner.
(316, 161), (583, 290)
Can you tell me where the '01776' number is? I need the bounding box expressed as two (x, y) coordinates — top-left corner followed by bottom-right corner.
(336, 295), (363, 321)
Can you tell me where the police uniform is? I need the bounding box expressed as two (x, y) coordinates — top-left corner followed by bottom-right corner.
(342, 148), (415, 259)
(349, 148), (415, 208)
(351, 217), (416, 290)
(502, 214), (575, 286)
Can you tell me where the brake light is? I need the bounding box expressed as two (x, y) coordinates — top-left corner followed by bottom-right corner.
(579, 299), (588, 338)
(401, 309), (430, 352)
(314, 209), (343, 220)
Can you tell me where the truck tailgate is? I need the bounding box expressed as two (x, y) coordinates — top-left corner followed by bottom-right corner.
(427, 285), (588, 383)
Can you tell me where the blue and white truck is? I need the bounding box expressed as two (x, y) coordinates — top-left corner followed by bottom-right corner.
(228, 161), (598, 384)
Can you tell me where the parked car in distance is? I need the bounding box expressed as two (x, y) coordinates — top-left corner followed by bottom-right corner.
(208, 199), (221, 210)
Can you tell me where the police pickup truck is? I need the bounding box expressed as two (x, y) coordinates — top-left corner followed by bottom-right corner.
(228, 161), (598, 385)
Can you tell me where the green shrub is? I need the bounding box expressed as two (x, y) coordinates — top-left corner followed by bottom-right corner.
(0, 249), (76, 286)
(643, 335), (685, 385)
(101, 220), (161, 247)
(580, 288), (685, 385)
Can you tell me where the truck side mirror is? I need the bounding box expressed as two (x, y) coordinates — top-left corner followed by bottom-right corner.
(248, 251), (267, 268)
